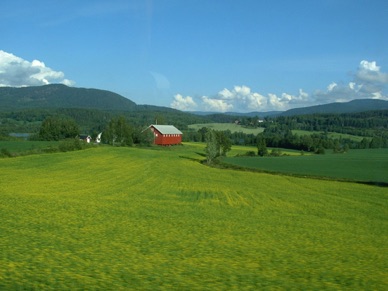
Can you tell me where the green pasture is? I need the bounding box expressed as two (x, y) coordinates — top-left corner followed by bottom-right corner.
(0, 140), (59, 153)
(224, 149), (388, 184)
(188, 123), (264, 135)
(0, 145), (387, 289)
(292, 130), (368, 141)
(184, 142), (303, 157)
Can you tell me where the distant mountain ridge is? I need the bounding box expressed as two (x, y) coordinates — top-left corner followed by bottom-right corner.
(0, 84), (137, 111)
(191, 99), (388, 117)
(281, 99), (388, 116)
(1, 84), (387, 117)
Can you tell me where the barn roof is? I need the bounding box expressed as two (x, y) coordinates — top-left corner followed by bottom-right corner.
(150, 125), (182, 135)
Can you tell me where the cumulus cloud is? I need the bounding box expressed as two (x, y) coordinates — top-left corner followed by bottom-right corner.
(202, 96), (234, 112)
(356, 60), (388, 84)
(171, 94), (197, 111)
(171, 85), (310, 112)
(170, 60), (388, 113)
(313, 60), (388, 103)
(0, 50), (75, 87)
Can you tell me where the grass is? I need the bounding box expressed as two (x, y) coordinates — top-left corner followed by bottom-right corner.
(292, 130), (369, 142)
(0, 140), (59, 154)
(223, 149), (388, 184)
(188, 123), (264, 135)
(0, 145), (387, 289)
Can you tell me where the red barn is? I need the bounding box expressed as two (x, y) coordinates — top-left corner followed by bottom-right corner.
(149, 125), (182, 145)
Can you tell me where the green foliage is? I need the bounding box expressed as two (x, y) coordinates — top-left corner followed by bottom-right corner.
(133, 127), (155, 146)
(205, 130), (218, 164)
(103, 116), (133, 146)
(205, 130), (232, 163)
(270, 148), (282, 157)
(256, 134), (268, 156)
(215, 131), (232, 156)
(38, 116), (80, 141)
(0, 148), (12, 157)
(0, 146), (386, 289)
(58, 138), (89, 152)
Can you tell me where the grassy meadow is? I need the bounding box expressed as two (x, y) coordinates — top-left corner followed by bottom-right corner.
(0, 144), (387, 289)
(291, 130), (369, 142)
(0, 140), (59, 154)
(188, 123), (264, 135)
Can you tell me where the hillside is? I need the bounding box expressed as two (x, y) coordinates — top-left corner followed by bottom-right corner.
(190, 99), (388, 117)
(0, 85), (212, 132)
(0, 84), (137, 111)
(281, 99), (388, 116)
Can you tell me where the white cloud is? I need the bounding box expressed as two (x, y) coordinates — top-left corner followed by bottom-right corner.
(172, 85), (310, 112)
(314, 60), (388, 103)
(356, 60), (388, 84)
(170, 94), (197, 111)
(360, 60), (379, 72)
(202, 96), (233, 112)
(0, 50), (75, 87)
(171, 60), (388, 113)
(217, 85), (266, 111)
(327, 82), (337, 91)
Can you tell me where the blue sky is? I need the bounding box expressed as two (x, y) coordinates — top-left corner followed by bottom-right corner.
(1, 0), (388, 112)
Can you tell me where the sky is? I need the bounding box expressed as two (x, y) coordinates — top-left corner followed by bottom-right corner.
(1, 0), (388, 113)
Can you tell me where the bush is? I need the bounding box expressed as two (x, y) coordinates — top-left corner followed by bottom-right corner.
(0, 148), (12, 158)
(270, 148), (282, 157)
(58, 138), (88, 152)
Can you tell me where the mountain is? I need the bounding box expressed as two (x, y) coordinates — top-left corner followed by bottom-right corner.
(0, 84), (137, 111)
(2, 84), (387, 121)
(281, 99), (388, 116)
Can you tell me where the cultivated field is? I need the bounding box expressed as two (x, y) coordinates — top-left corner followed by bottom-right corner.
(0, 144), (387, 289)
(291, 130), (369, 142)
(0, 141), (59, 153)
(224, 149), (388, 184)
(188, 123), (264, 135)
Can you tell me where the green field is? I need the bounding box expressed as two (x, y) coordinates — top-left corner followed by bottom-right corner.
(0, 141), (59, 154)
(292, 130), (368, 142)
(224, 149), (388, 184)
(0, 145), (387, 289)
(188, 123), (264, 135)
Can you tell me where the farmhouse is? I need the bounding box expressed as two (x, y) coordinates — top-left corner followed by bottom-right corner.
(148, 124), (182, 145)
(79, 135), (92, 143)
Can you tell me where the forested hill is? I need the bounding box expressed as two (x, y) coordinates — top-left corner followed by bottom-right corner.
(281, 99), (388, 116)
(0, 84), (137, 111)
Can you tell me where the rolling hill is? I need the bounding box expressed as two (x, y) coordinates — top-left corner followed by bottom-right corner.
(2, 84), (388, 117)
(281, 99), (388, 116)
(191, 99), (388, 117)
(0, 84), (137, 111)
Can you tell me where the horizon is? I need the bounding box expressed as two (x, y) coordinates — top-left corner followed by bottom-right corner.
(1, 0), (388, 113)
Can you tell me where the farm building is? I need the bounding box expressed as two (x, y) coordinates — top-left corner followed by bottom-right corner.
(148, 125), (182, 145)
(79, 135), (92, 143)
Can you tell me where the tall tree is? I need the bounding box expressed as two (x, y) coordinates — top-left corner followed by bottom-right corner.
(256, 134), (268, 156)
(205, 130), (218, 164)
(216, 131), (232, 156)
(38, 116), (79, 141)
(103, 116), (133, 146)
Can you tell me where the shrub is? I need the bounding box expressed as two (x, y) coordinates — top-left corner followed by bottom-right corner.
(58, 138), (88, 152)
(0, 148), (12, 158)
